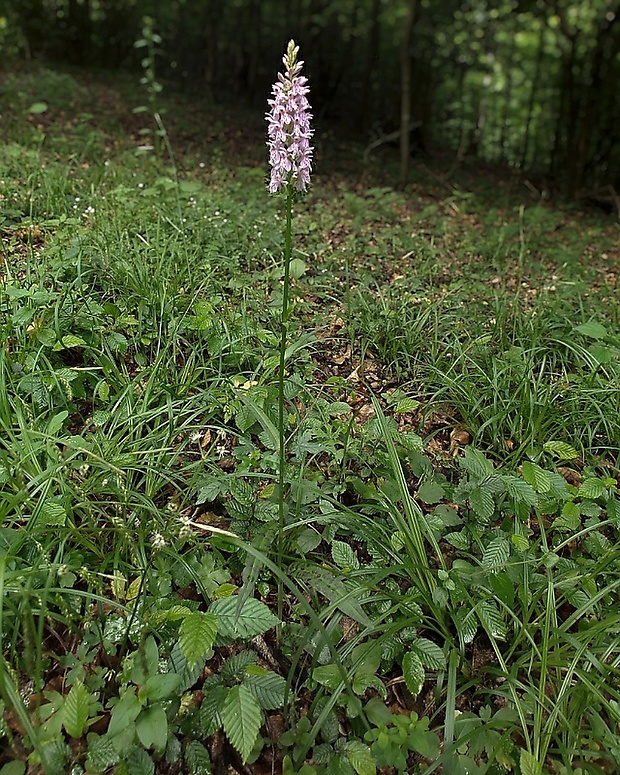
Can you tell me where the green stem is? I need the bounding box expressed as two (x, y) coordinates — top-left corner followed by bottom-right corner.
(277, 188), (293, 622)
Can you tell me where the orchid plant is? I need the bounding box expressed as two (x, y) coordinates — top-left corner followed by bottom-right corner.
(266, 40), (313, 589)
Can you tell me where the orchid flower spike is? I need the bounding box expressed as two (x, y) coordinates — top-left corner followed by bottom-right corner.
(266, 40), (314, 194)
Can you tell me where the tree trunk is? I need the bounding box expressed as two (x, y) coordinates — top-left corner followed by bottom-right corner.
(400, 0), (418, 188)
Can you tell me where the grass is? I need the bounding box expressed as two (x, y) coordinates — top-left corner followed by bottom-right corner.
(0, 61), (619, 775)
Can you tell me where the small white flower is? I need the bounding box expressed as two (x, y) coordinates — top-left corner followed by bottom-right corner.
(151, 532), (167, 550)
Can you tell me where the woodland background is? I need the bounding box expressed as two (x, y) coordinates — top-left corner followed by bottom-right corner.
(2, 0), (620, 200)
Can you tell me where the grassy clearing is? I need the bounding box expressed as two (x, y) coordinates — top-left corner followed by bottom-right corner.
(1, 63), (619, 775)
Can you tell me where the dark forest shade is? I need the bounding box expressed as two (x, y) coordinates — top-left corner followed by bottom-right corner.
(2, 0), (619, 196)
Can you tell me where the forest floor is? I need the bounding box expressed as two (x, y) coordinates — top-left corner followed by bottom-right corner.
(1, 62), (620, 775)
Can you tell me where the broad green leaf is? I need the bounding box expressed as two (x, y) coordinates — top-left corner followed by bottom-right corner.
(289, 258), (306, 278)
(588, 343), (615, 364)
(222, 685), (262, 763)
(553, 501), (581, 531)
(243, 669), (286, 709)
(179, 612), (218, 667)
(578, 477), (607, 499)
(417, 481), (445, 504)
(481, 535), (510, 572)
(136, 704), (168, 752)
(521, 462), (551, 494)
(407, 716), (440, 759)
(519, 749), (543, 775)
(331, 540), (360, 570)
(510, 533), (529, 552)
(185, 739), (212, 774)
(221, 651), (258, 682)
(131, 636), (159, 684)
(58, 334), (88, 349)
(210, 597), (279, 640)
(469, 486), (495, 520)
(61, 681), (90, 738)
(29, 101), (48, 114)
(47, 411), (68, 435)
(543, 441), (579, 460)
(105, 331), (128, 353)
(313, 664), (342, 691)
(296, 527), (322, 553)
(402, 651), (425, 698)
(108, 689), (142, 738)
(138, 672), (182, 702)
(343, 741), (375, 775)
(412, 638), (445, 670)
(575, 321), (607, 339)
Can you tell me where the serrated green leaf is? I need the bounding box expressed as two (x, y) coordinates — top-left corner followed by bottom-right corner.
(543, 441), (579, 460)
(293, 564), (373, 627)
(344, 741), (375, 775)
(222, 685), (262, 763)
(135, 704), (168, 752)
(469, 486), (495, 520)
(197, 476), (225, 504)
(179, 613), (218, 668)
(125, 746), (155, 775)
(168, 642), (207, 692)
(394, 398), (420, 413)
(105, 332), (128, 353)
(578, 477), (607, 499)
(86, 734), (120, 771)
(444, 529), (470, 550)
(519, 748), (543, 775)
(521, 461), (551, 493)
(454, 609), (477, 646)
(332, 539), (360, 570)
(460, 447), (495, 478)
(200, 684), (228, 736)
(412, 638), (445, 670)
(481, 535), (510, 573)
(185, 739), (212, 774)
(210, 597), (279, 640)
(62, 680), (90, 738)
(243, 670), (286, 709)
(402, 651), (425, 698)
(235, 405), (255, 433)
(503, 475), (538, 506)
(477, 600), (506, 640)
(39, 500), (66, 527)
